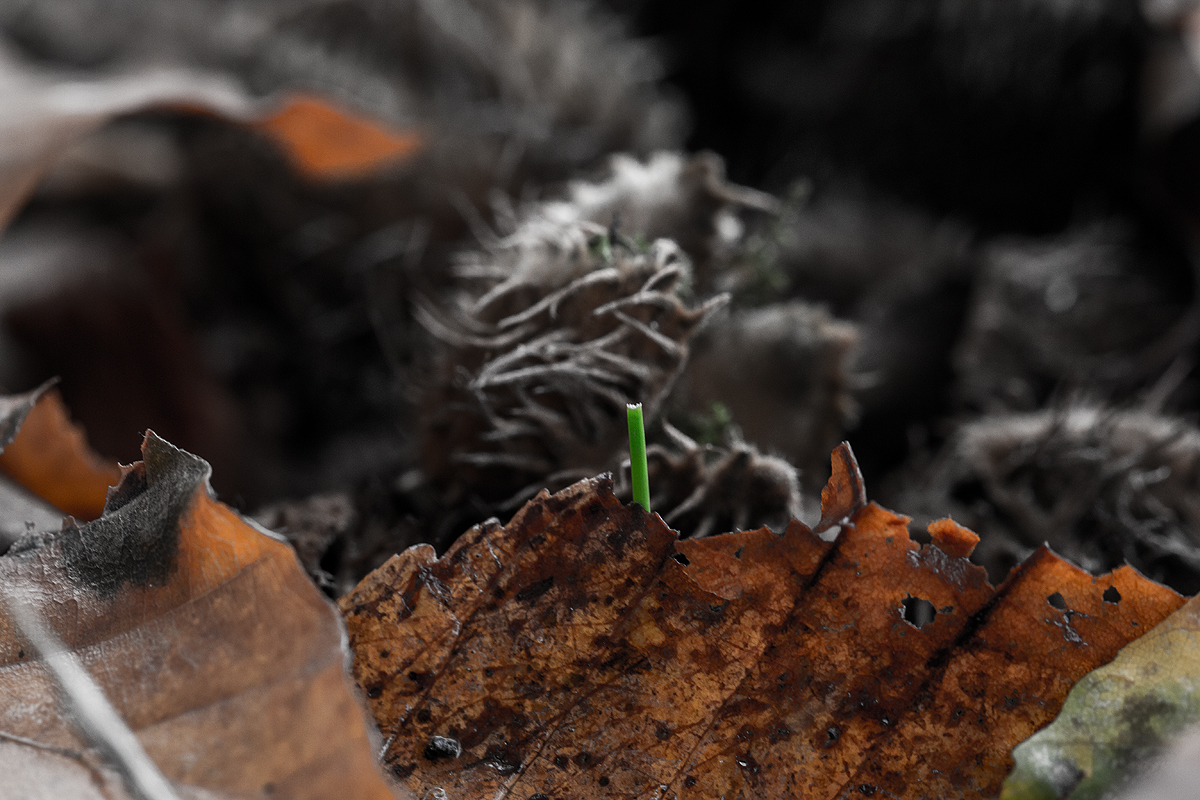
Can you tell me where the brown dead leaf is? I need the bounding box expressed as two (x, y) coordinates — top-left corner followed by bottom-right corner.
(342, 443), (1183, 799)
(0, 428), (400, 800)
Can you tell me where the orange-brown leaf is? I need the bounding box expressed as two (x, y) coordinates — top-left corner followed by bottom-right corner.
(0, 386), (120, 520)
(0, 431), (400, 800)
(342, 445), (1182, 800)
(251, 95), (422, 180)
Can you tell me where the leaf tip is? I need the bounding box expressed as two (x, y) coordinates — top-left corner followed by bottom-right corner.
(816, 441), (867, 534)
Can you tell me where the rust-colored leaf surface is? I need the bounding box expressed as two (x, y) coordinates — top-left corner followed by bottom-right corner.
(0, 430), (399, 800)
(342, 443), (1184, 800)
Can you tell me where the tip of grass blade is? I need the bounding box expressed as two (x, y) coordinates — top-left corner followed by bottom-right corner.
(627, 403), (650, 513)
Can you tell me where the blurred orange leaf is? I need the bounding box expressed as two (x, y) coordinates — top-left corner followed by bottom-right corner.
(341, 444), (1183, 799)
(252, 96), (421, 180)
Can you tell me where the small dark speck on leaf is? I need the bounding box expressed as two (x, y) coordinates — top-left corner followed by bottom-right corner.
(1103, 586), (1122, 604)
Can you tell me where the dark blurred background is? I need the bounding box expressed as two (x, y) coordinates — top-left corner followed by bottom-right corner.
(5, 0), (1200, 594)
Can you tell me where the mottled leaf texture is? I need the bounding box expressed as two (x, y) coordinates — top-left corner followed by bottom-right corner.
(342, 443), (1184, 800)
(1002, 591), (1200, 800)
(0, 431), (399, 800)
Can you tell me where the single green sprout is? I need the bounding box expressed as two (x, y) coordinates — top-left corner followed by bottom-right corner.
(627, 403), (650, 512)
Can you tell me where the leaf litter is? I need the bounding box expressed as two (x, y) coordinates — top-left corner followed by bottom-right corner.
(342, 443), (1183, 799)
(0, 393), (399, 799)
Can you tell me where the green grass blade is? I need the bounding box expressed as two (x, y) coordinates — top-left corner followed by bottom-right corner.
(627, 403), (650, 512)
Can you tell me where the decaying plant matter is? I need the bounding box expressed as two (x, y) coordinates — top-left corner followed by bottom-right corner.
(341, 444), (1183, 800)
(675, 301), (859, 484)
(418, 227), (725, 517)
(405, 150), (820, 543)
(898, 406), (1200, 594)
(955, 226), (1191, 411)
(644, 420), (803, 538)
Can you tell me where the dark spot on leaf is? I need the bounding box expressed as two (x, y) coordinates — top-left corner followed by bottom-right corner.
(684, 776), (697, 787)
(655, 723), (672, 740)
(423, 735), (462, 761)
(553, 755), (569, 769)
(859, 784), (877, 796)
(416, 708), (432, 723)
(606, 527), (631, 556)
(1103, 586), (1122, 604)
(1047, 592), (1068, 611)
(769, 725), (793, 744)
(516, 577), (554, 602)
(584, 501), (606, 524)
(366, 685), (382, 699)
(481, 745), (522, 775)
(599, 776), (610, 787)
(574, 751), (593, 768)
(734, 547), (744, 559)
(391, 763), (415, 779)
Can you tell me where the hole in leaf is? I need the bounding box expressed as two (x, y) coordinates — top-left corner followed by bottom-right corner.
(670, 552), (690, 566)
(1103, 586), (1122, 604)
(901, 595), (937, 628)
(1047, 592), (1068, 611)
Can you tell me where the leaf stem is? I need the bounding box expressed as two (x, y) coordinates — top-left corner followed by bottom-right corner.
(627, 403), (650, 512)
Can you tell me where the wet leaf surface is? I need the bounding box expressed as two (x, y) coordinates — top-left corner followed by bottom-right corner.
(0, 427), (399, 799)
(342, 444), (1184, 799)
(1002, 591), (1200, 800)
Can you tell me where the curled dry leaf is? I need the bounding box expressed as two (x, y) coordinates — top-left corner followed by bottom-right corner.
(342, 444), (1183, 799)
(0, 381), (121, 523)
(0, 54), (419, 230)
(0, 420), (399, 798)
